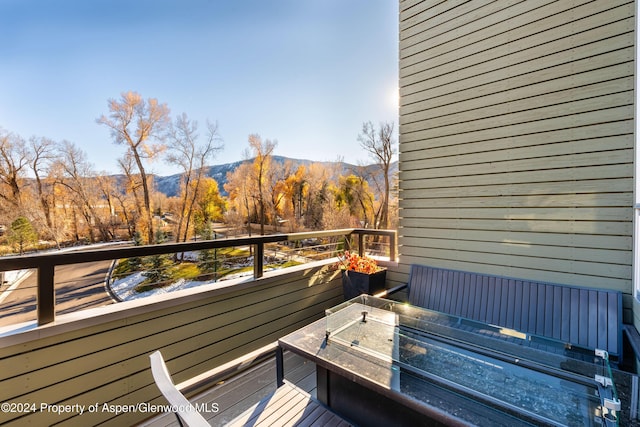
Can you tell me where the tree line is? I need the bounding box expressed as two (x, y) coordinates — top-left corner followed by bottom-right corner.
(0, 91), (397, 254)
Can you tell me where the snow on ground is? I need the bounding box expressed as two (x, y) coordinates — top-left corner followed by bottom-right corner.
(109, 270), (257, 301)
(110, 273), (189, 300)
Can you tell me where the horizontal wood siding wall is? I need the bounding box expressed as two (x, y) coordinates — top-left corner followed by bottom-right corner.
(0, 264), (342, 426)
(398, 1), (634, 307)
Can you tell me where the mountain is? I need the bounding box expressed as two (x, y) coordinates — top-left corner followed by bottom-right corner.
(154, 159), (244, 197)
(152, 156), (396, 198)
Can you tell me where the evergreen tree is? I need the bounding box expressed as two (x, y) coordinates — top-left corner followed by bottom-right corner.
(123, 231), (144, 272)
(142, 229), (172, 284)
(197, 222), (218, 279)
(9, 216), (38, 255)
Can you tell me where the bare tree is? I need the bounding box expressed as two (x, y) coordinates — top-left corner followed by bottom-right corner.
(28, 136), (58, 231)
(0, 128), (30, 213)
(165, 114), (223, 243)
(95, 174), (121, 239)
(97, 91), (170, 243)
(117, 153), (145, 237)
(357, 121), (396, 229)
(56, 141), (112, 242)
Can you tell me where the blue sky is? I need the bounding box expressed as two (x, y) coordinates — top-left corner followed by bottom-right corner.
(0, 0), (399, 175)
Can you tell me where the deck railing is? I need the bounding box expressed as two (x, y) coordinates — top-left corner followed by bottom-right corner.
(0, 228), (396, 326)
(0, 230), (380, 426)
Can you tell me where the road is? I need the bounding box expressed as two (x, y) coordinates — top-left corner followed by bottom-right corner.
(0, 260), (115, 327)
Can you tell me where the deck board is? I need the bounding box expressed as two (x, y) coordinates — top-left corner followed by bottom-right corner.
(138, 351), (316, 427)
(228, 383), (349, 427)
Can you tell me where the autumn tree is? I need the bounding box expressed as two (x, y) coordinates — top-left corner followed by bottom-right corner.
(357, 121), (396, 229)
(224, 162), (254, 236)
(97, 91), (170, 243)
(247, 134), (277, 235)
(193, 177), (226, 227)
(266, 159), (289, 231)
(321, 183), (351, 230)
(302, 163), (331, 230)
(336, 174), (375, 227)
(282, 165), (307, 229)
(165, 113), (223, 243)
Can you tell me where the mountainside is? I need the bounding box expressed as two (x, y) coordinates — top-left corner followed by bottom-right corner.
(152, 156), (397, 197)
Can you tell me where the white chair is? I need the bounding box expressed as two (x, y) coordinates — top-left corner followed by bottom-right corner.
(149, 350), (210, 427)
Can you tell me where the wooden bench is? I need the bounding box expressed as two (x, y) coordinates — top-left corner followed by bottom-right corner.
(392, 264), (623, 359)
(149, 345), (352, 427)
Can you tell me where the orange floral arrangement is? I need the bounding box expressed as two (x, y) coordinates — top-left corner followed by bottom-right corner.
(337, 250), (381, 274)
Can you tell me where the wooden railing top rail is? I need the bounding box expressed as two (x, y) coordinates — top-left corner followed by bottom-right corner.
(0, 228), (396, 326)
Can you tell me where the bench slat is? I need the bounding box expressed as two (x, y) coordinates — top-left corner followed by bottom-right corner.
(560, 286), (571, 343)
(513, 280), (523, 331)
(608, 292), (621, 353)
(407, 264), (622, 356)
(579, 289), (589, 348)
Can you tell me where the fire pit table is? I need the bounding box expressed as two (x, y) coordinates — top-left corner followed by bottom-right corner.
(279, 295), (632, 426)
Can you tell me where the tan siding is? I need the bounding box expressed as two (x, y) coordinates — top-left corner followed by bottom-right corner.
(401, 109), (633, 149)
(402, 77), (633, 132)
(398, 0), (634, 296)
(402, 92), (633, 137)
(0, 264), (343, 426)
(401, 150), (633, 179)
(400, 3), (634, 73)
(401, 236), (631, 265)
(401, 0), (595, 61)
(401, 164), (634, 189)
(401, 3), (634, 81)
(401, 226), (632, 251)
(400, 206), (632, 221)
(401, 132), (634, 168)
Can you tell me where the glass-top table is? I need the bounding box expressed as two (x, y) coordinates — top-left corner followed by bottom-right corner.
(280, 295), (634, 427)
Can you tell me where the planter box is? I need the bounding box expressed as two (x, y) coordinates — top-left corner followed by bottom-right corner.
(341, 268), (387, 300)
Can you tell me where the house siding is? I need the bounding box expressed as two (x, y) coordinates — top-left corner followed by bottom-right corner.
(398, 0), (635, 314)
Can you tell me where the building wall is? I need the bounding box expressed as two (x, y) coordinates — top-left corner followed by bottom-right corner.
(397, 1), (635, 314)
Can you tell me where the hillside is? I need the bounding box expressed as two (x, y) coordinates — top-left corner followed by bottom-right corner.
(152, 156), (396, 197)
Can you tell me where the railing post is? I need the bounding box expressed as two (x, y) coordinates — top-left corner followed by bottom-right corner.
(357, 232), (364, 256)
(37, 263), (55, 325)
(390, 231), (396, 262)
(254, 242), (264, 278)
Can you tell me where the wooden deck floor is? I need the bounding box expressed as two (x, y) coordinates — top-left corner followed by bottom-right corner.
(138, 351), (317, 427)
